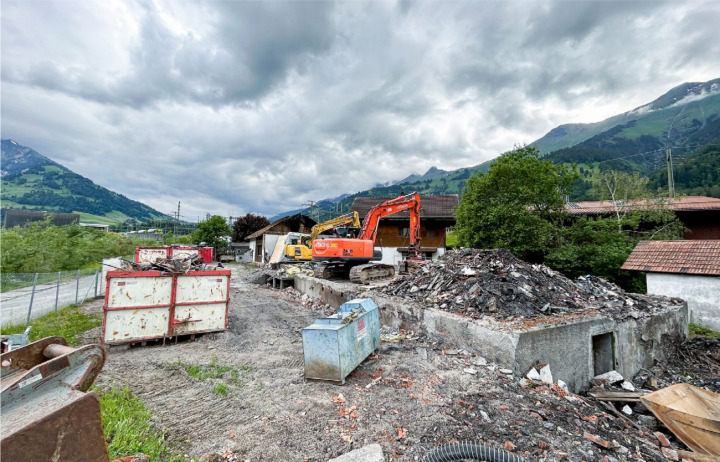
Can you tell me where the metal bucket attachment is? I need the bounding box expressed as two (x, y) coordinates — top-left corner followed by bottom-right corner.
(1, 336), (110, 462)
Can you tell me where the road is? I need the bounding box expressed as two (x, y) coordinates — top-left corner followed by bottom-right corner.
(1, 274), (100, 326)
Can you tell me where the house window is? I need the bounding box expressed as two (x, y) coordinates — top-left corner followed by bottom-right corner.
(399, 227), (409, 237)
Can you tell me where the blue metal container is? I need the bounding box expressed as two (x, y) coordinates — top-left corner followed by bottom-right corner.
(302, 298), (381, 384)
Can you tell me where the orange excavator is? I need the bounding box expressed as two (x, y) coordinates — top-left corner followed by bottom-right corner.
(311, 192), (423, 283)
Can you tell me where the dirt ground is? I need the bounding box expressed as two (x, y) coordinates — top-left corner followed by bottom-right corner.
(83, 264), (719, 462)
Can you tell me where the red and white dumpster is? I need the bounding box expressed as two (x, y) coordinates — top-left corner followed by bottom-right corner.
(134, 246), (171, 263)
(101, 270), (230, 344)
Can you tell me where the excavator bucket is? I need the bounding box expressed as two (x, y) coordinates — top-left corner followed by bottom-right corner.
(1, 337), (111, 462)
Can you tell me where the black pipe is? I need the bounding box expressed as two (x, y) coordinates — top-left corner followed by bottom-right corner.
(422, 442), (527, 462)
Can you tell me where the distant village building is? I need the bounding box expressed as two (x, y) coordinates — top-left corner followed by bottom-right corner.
(125, 229), (164, 242)
(2, 209), (80, 228)
(622, 240), (720, 331)
(245, 213), (316, 263)
(349, 194), (458, 265)
(564, 196), (720, 239)
(80, 223), (109, 232)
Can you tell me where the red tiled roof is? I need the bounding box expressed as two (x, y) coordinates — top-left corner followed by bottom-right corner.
(565, 196), (720, 215)
(621, 240), (720, 276)
(350, 194), (458, 220)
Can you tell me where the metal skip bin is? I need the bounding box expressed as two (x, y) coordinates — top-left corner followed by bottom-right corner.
(302, 298), (381, 384)
(101, 270), (230, 344)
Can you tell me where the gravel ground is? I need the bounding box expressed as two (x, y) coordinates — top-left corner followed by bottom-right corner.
(82, 264), (718, 462)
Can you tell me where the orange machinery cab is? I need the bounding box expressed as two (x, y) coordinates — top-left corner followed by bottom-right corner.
(311, 238), (378, 262)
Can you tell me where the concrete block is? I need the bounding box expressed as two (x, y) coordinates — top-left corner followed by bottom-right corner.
(328, 443), (384, 462)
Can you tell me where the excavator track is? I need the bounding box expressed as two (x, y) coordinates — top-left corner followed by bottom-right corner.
(349, 263), (396, 284)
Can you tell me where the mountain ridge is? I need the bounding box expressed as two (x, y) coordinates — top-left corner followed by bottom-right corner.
(1, 139), (169, 224)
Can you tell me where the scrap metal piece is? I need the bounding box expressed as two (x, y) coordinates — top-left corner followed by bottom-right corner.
(1, 337), (109, 462)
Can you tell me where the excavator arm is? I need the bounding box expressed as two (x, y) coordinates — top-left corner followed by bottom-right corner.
(359, 192), (422, 252)
(308, 211), (360, 248)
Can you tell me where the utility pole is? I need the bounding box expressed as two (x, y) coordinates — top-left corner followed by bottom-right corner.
(303, 200), (316, 221)
(665, 148), (675, 198)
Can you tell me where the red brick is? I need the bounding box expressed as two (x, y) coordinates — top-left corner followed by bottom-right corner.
(584, 431), (610, 449)
(654, 431), (671, 447)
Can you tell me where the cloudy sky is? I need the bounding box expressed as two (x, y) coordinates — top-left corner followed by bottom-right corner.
(2, 1), (719, 220)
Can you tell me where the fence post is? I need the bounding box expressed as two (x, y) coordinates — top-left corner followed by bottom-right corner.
(55, 271), (61, 312)
(75, 269), (80, 305)
(26, 273), (39, 326)
(94, 267), (99, 298)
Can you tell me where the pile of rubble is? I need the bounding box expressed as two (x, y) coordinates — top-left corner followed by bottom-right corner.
(382, 248), (682, 321)
(119, 255), (219, 274)
(279, 287), (335, 316)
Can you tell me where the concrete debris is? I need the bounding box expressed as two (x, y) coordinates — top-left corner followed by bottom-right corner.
(463, 368), (478, 375)
(622, 405), (633, 415)
(621, 380), (636, 391)
(381, 248), (682, 320)
(328, 444), (384, 462)
(276, 263), (314, 278)
(526, 368), (541, 381)
(539, 364), (553, 385)
(594, 370), (624, 384)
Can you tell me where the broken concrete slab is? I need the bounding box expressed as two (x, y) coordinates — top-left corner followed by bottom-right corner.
(328, 443), (384, 462)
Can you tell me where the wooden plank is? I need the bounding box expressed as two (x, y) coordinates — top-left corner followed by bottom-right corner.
(589, 391), (643, 402)
(640, 383), (720, 456)
(676, 450), (720, 462)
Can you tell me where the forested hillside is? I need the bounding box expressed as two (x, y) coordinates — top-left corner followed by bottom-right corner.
(1, 140), (168, 224)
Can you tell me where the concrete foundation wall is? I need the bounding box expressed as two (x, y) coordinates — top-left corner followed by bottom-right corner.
(515, 316), (615, 394)
(647, 273), (720, 331)
(294, 275), (358, 309)
(513, 303), (687, 393)
(613, 305), (688, 381)
(292, 275), (688, 392)
(424, 309), (519, 367)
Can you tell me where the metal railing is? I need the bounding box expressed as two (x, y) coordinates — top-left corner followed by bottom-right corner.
(1, 268), (103, 327)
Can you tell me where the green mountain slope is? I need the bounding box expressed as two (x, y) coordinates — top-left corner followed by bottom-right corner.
(274, 77), (720, 221)
(533, 78), (720, 154)
(1, 139), (169, 224)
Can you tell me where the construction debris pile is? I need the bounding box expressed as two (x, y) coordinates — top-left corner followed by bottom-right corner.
(637, 336), (720, 393)
(119, 255), (217, 274)
(275, 263), (314, 278)
(280, 287), (336, 316)
(382, 248), (682, 321)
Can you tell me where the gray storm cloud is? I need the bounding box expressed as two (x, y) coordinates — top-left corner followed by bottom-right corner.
(2, 0), (719, 219)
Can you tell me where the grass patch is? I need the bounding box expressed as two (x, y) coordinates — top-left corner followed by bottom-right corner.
(213, 383), (228, 396)
(0, 304), (101, 346)
(173, 356), (249, 394)
(96, 387), (187, 461)
(689, 323), (720, 339)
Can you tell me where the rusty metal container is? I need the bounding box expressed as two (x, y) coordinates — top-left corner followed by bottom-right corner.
(101, 270), (230, 344)
(1, 337), (109, 462)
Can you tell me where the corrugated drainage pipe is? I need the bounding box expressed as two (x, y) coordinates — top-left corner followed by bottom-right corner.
(422, 442), (527, 462)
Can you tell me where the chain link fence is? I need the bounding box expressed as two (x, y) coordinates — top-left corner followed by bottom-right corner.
(1, 268), (103, 327)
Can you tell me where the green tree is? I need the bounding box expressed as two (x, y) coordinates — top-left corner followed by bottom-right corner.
(455, 145), (579, 261)
(193, 215), (231, 250)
